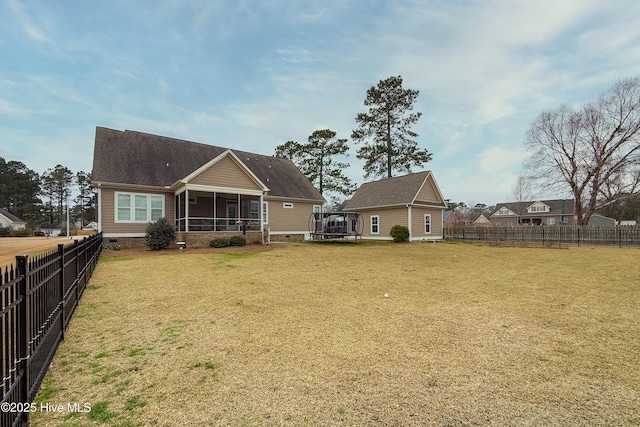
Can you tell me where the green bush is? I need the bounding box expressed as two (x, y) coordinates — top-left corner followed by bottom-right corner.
(0, 227), (10, 237)
(209, 237), (231, 248)
(390, 225), (410, 242)
(229, 235), (246, 246)
(12, 229), (31, 237)
(145, 218), (176, 250)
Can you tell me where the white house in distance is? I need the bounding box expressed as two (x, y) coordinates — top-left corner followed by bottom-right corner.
(0, 208), (26, 230)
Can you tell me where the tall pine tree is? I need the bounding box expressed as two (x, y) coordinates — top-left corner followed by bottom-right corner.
(275, 129), (355, 197)
(352, 76), (432, 179)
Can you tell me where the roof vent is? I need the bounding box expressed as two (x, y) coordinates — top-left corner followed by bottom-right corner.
(166, 163), (170, 167)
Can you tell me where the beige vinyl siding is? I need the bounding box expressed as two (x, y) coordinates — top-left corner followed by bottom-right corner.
(264, 198), (317, 232)
(415, 175), (440, 203)
(101, 187), (174, 235)
(190, 155), (262, 190)
(411, 206), (443, 238)
(359, 207), (408, 239)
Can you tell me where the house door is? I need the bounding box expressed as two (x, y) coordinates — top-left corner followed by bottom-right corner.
(227, 201), (237, 226)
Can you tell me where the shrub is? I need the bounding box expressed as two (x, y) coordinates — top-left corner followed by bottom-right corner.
(390, 225), (410, 242)
(145, 218), (176, 250)
(0, 227), (10, 237)
(12, 229), (31, 237)
(209, 237), (231, 248)
(229, 235), (246, 247)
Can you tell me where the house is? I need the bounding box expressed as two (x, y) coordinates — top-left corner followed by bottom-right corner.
(472, 214), (492, 227)
(91, 127), (324, 247)
(343, 171), (446, 241)
(0, 208), (27, 230)
(39, 223), (62, 236)
(490, 199), (575, 226)
(586, 214), (616, 227)
(443, 210), (465, 227)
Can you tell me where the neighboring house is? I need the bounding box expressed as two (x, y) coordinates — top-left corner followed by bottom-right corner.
(0, 208), (27, 230)
(490, 199), (576, 226)
(91, 127), (324, 247)
(443, 210), (465, 227)
(343, 171), (446, 241)
(586, 214), (616, 227)
(473, 214), (492, 227)
(39, 223), (62, 236)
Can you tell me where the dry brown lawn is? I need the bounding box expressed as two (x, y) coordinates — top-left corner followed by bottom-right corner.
(30, 241), (640, 426)
(0, 236), (84, 268)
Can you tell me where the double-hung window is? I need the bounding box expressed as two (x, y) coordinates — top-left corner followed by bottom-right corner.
(371, 215), (379, 234)
(424, 214), (431, 234)
(116, 192), (164, 223)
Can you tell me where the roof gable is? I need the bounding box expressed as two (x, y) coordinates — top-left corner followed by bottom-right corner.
(344, 171), (445, 210)
(0, 208), (25, 223)
(181, 150), (268, 192)
(91, 127), (323, 201)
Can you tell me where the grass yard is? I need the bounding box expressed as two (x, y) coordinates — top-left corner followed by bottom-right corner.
(30, 241), (640, 426)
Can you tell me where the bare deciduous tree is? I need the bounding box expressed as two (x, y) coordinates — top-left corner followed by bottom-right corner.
(510, 173), (533, 224)
(524, 77), (640, 225)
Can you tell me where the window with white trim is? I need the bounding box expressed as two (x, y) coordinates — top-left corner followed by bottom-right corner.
(283, 202), (294, 209)
(313, 205), (322, 213)
(424, 214), (431, 234)
(547, 217), (556, 225)
(262, 202), (268, 224)
(250, 200), (260, 221)
(115, 192), (164, 223)
(370, 215), (379, 234)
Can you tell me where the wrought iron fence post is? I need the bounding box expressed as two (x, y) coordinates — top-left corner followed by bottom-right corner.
(75, 239), (80, 300)
(58, 244), (65, 338)
(16, 254), (29, 426)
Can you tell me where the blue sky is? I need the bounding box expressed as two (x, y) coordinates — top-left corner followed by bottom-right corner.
(1, 0), (639, 206)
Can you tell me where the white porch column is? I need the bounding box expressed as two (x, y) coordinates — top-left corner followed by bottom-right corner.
(407, 205), (412, 241)
(185, 189), (189, 232)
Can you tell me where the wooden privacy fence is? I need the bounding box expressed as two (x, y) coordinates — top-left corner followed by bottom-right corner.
(1, 232), (103, 427)
(445, 226), (640, 247)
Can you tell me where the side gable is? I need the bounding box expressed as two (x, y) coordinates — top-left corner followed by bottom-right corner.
(345, 171), (445, 210)
(413, 173), (445, 206)
(181, 150), (268, 193)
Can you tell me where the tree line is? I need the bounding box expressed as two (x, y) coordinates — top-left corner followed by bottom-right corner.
(0, 159), (95, 231)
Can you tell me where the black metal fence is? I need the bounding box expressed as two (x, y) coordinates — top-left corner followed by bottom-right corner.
(445, 226), (640, 247)
(1, 232), (102, 427)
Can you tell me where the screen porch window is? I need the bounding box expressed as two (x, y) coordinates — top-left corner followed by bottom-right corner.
(250, 200), (260, 221)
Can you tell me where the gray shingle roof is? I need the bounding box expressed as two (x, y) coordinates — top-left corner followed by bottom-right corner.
(344, 171), (442, 209)
(91, 127), (324, 201)
(491, 199), (575, 216)
(0, 208), (25, 223)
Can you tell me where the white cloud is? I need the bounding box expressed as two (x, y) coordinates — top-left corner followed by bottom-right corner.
(478, 147), (530, 174)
